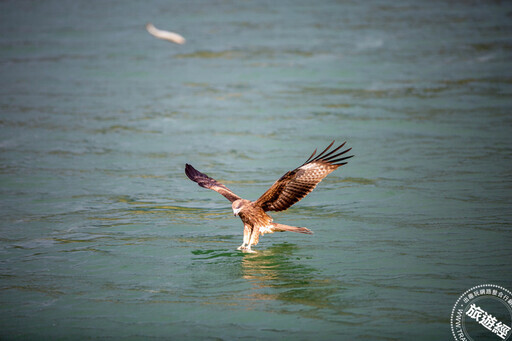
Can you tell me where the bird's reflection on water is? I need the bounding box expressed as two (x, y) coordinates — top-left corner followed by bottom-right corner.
(239, 243), (342, 311)
(190, 242), (359, 322)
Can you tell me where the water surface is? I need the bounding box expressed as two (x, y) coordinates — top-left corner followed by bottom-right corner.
(1, 0), (511, 340)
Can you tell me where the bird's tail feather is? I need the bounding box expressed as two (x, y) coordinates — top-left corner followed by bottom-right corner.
(271, 223), (313, 235)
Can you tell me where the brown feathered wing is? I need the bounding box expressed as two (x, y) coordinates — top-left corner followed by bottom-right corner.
(185, 164), (241, 203)
(255, 141), (353, 212)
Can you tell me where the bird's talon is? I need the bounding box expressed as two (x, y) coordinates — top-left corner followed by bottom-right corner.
(237, 243), (256, 253)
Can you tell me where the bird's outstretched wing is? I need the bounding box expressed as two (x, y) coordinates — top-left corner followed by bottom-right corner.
(185, 164), (241, 203)
(255, 141), (353, 212)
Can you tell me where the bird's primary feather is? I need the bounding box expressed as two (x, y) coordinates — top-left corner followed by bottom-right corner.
(185, 164), (241, 203)
(254, 141), (353, 212)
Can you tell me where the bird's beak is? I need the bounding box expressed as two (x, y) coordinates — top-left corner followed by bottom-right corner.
(233, 208), (241, 216)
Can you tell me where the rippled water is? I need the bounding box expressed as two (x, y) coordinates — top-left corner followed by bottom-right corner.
(1, 1), (511, 339)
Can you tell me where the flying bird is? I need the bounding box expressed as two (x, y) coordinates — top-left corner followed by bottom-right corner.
(146, 23), (186, 44)
(185, 141), (353, 252)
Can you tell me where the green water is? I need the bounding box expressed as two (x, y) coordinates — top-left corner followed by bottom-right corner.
(1, 0), (511, 339)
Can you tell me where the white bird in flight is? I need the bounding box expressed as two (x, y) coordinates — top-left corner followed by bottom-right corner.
(146, 23), (185, 45)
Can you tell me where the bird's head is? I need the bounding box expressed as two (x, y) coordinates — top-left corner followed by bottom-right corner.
(232, 199), (247, 216)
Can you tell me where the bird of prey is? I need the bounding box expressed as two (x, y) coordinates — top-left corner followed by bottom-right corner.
(185, 141), (353, 252)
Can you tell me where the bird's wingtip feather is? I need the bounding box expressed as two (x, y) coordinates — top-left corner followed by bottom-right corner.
(185, 163), (198, 180)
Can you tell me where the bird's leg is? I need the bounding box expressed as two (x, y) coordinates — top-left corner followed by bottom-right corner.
(243, 227), (259, 253)
(237, 225), (251, 250)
